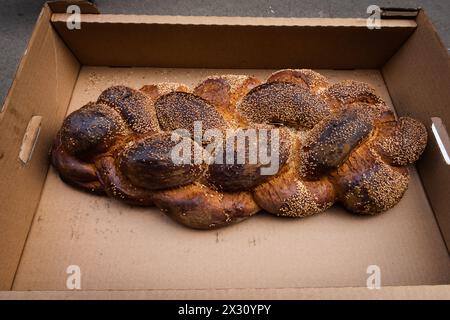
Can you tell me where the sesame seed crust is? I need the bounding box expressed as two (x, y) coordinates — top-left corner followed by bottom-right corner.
(205, 126), (293, 191)
(325, 80), (384, 105)
(374, 117), (428, 166)
(253, 165), (336, 217)
(118, 132), (207, 190)
(51, 69), (428, 229)
(330, 145), (410, 214)
(279, 178), (336, 217)
(298, 104), (377, 180)
(97, 85), (160, 134)
(60, 102), (128, 159)
(154, 91), (227, 135)
(237, 81), (331, 129)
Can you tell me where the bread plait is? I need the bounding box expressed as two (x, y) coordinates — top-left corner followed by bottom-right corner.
(51, 69), (427, 229)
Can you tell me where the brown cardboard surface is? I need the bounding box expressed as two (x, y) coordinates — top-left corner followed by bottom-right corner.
(12, 67), (450, 291)
(0, 5), (80, 290)
(382, 11), (450, 251)
(50, 14), (416, 69)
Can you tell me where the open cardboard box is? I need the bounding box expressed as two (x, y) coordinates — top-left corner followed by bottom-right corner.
(0, 1), (449, 299)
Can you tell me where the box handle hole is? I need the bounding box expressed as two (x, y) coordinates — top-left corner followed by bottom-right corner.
(431, 117), (450, 165)
(19, 115), (42, 164)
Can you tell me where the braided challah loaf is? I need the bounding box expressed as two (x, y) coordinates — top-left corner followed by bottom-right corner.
(51, 69), (427, 229)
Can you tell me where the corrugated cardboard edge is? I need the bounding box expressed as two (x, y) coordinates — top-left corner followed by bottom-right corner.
(0, 286), (449, 300)
(382, 9), (450, 252)
(51, 13), (416, 27)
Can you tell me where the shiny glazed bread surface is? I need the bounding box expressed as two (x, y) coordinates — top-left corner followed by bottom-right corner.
(51, 69), (428, 229)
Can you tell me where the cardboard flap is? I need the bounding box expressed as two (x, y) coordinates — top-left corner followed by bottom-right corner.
(382, 10), (450, 252)
(50, 14), (416, 69)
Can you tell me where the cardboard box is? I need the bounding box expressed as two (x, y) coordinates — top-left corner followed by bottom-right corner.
(0, 1), (449, 299)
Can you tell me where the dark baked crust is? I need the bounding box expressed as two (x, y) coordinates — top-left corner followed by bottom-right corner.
(330, 145), (410, 214)
(51, 69), (428, 229)
(118, 132), (207, 190)
(96, 156), (155, 206)
(51, 139), (105, 195)
(97, 85), (160, 133)
(205, 126), (292, 191)
(298, 105), (376, 180)
(237, 82), (331, 129)
(153, 183), (260, 229)
(59, 103), (127, 160)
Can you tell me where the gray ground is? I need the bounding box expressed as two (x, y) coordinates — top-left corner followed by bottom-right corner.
(0, 0), (448, 106)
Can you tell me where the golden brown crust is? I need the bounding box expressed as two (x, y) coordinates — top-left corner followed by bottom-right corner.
(153, 183), (260, 229)
(330, 146), (409, 214)
(51, 69), (428, 228)
(140, 82), (190, 102)
(227, 75), (262, 104)
(267, 69), (329, 94)
(253, 166), (336, 217)
(374, 117), (428, 166)
(193, 78), (231, 115)
(253, 134), (336, 218)
(279, 178), (336, 217)
(193, 75), (261, 126)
